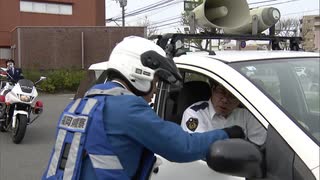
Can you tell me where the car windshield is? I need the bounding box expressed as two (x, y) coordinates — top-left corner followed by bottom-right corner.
(231, 57), (320, 144)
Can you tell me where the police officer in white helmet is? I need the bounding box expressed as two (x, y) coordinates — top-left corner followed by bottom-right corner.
(43, 36), (244, 180)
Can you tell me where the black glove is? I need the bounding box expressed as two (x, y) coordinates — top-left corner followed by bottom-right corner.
(223, 125), (245, 139)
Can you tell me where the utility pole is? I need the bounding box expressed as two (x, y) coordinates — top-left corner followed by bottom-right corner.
(118, 0), (127, 27)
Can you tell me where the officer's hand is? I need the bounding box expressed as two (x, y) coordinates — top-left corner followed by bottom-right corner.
(223, 125), (245, 139)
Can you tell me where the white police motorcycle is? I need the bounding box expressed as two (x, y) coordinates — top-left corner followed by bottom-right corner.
(0, 69), (46, 144)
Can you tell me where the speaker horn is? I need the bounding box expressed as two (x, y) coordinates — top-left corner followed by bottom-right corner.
(192, 0), (251, 30)
(224, 7), (281, 34)
(192, 0), (281, 34)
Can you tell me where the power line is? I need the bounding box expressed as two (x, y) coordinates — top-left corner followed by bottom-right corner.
(157, 25), (181, 31)
(250, 0), (301, 8)
(150, 16), (181, 26)
(248, 0), (278, 5)
(126, 15), (180, 26)
(123, 0), (183, 20)
(153, 20), (181, 28)
(282, 9), (320, 16)
(127, 2), (182, 24)
(122, 0), (173, 17)
(106, 0), (175, 22)
(107, 0), (172, 22)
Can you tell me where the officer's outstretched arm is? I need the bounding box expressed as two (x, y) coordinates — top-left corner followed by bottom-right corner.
(123, 98), (229, 163)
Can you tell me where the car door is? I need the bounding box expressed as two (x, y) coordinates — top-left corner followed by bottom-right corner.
(153, 57), (319, 180)
(152, 64), (266, 180)
(232, 59), (319, 180)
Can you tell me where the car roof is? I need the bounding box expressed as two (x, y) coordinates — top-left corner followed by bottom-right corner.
(88, 51), (319, 71)
(181, 50), (319, 63)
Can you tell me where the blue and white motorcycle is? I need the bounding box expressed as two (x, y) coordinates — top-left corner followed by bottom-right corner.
(0, 68), (46, 144)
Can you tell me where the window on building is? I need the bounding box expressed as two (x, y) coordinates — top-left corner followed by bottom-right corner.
(0, 48), (11, 59)
(33, 2), (46, 13)
(60, 4), (72, 15)
(20, 1), (72, 15)
(46, 3), (59, 14)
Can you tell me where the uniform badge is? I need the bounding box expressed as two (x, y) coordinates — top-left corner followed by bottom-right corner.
(186, 118), (198, 131)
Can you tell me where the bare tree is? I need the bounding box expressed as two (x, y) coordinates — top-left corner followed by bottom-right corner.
(181, 0), (206, 48)
(275, 18), (301, 36)
(181, 0), (204, 34)
(137, 16), (159, 38)
(275, 17), (316, 51)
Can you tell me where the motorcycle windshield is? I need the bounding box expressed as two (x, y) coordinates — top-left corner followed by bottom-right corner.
(18, 79), (34, 93)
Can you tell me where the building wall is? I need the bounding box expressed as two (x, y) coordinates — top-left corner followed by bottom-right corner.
(11, 26), (146, 69)
(301, 15), (320, 52)
(0, 0), (105, 47)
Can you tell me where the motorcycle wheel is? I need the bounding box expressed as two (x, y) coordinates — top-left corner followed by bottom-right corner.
(11, 114), (27, 144)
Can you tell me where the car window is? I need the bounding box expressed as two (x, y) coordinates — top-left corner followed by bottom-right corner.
(232, 57), (320, 144)
(240, 65), (281, 104)
(294, 64), (319, 113)
(157, 69), (265, 131)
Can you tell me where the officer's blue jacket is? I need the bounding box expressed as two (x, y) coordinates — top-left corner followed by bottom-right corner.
(80, 81), (229, 179)
(7, 68), (23, 82)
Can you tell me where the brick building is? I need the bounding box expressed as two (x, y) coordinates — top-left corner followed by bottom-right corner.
(0, 0), (146, 69)
(11, 26), (145, 70)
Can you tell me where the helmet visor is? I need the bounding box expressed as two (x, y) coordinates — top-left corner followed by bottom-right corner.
(141, 50), (182, 85)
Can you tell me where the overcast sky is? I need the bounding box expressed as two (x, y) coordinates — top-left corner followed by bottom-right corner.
(105, 0), (320, 34)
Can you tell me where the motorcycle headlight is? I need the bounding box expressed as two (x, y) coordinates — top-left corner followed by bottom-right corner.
(19, 94), (31, 102)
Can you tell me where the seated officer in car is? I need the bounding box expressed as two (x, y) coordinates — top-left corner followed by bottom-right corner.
(181, 82), (267, 145)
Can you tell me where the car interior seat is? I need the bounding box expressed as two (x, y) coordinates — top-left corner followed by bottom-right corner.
(166, 81), (211, 125)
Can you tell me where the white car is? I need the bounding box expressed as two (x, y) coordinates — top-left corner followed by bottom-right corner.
(150, 50), (319, 180)
(85, 50), (319, 180)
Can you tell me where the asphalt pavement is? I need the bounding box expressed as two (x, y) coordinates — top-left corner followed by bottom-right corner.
(0, 93), (74, 180)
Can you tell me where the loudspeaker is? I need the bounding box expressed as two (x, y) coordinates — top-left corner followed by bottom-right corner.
(192, 0), (281, 34)
(224, 7), (281, 34)
(192, 0), (251, 30)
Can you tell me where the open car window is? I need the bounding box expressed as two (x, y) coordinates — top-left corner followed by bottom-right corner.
(156, 69), (263, 129)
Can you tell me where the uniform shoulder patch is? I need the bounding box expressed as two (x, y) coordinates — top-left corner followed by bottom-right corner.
(186, 117), (198, 132)
(190, 102), (209, 112)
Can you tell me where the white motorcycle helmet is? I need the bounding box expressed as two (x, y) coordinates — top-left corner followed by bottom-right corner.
(106, 36), (182, 95)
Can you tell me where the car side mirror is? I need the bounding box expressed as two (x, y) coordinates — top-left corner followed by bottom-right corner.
(207, 139), (263, 178)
